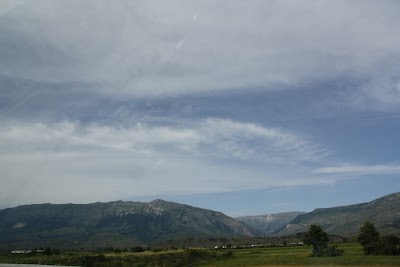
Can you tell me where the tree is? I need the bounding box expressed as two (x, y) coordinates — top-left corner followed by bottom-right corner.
(357, 221), (380, 255)
(43, 247), (52, 255)
(130, 246), (145, 253)
(302, 224), (343, 257)
(375, 234), (400, 255)
(302, 224), (329, 252)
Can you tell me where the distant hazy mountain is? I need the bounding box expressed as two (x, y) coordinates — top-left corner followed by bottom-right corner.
(236, 212), (305, 234)
(276, 192), (400, 236)
(0, 200), (260, 249)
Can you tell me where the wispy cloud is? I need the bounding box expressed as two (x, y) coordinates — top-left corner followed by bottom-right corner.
(1, 1), (399, 213)
(0, 119), (326, 163)
(272, 202), (291, 207)
(314, 164), (400, 175)
(197, 118), (328, 163)
(1, 1), (399, 105)
(0, 119), (330, 206)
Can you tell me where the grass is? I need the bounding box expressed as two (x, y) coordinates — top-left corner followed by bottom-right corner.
(204, 243), (400, 266)
(0, 249), (226, 266)
(0, 243), (399, 266)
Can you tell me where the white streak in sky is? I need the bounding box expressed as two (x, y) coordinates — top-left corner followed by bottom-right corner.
(314, 164), (400, 175)
(176, 33), (191, 49)
(360, 113), (400, 121)
(193, 8), (199, 22)
(149, 159), (163, 172)
(174, 10), (197, 51)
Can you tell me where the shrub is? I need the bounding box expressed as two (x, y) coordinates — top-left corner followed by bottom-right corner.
(312, 244), (344, 257)
(43, 247), (52, 255)
(130, 246), (145, 252)
(81, 254), (108, 267)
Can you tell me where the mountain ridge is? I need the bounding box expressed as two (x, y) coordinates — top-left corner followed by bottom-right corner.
(276, 192), (400, 236)
(236, 212), (306, 234)
(0, 199), (260, 249)
(1, 192), (400, 249)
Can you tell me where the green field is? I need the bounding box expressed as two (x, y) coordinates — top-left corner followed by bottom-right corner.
(0, 243), (399, 266)
(203, 243), (400, 266)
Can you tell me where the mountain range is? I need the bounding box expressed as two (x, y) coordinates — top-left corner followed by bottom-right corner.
(0, 199), (259, 249)
(1, 192), (400, 249)
(275, 192), (400, 236)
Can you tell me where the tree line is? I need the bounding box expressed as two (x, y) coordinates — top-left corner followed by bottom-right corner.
(302, 221), (399, 257)
(357, 221), (400, 255)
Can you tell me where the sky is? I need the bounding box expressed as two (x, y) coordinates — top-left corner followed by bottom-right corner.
(1, 0), (400, 216)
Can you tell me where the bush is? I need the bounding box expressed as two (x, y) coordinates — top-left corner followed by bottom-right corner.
(312, 244), (344, 257)
(82, 254), (108, 267)
(43, 247), (52, 255)
(130, 246), (145, 252)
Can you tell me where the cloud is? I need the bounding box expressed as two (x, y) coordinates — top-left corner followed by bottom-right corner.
(1, 1), (400, 209)
(0, 119), (326, 163)
(0, 0), (25, 16)
(313, 164), (400, 175)
(197, 118), (328, 162)
(354, 76), (400, 112)
(1, 0), (399, 104)
(0, 119), (329, 206)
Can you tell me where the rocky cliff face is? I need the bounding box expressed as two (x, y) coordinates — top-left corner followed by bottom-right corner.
(236, 212), (305, 234)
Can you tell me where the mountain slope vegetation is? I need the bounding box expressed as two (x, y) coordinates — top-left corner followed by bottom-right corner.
(276, 192), (400, 236)
(0, 200), (259, 249)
